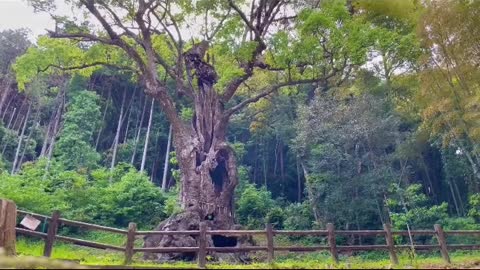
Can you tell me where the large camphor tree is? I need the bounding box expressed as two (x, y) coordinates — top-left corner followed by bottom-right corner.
(17, 0), (373, 260)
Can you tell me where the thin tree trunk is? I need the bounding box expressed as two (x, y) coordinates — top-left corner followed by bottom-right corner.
(0, 107), (16, 154)
(5, 107), (16, 130)
(41, 90), (64, 157)
(40, 118), (52, 157)
(131, 94), (147, 164)
(17, 109), (40, 170)
(399, 195), (416, 253)
(140, 98), (155, 173)
(448, 180), (461, 216)
(1, 90), (15, 122)
(263, 138), (267, 187)
(1, 106), (19, 156)
(95, 93), (111, 150)
(280, 141), (285, 189)
(273, 137), (278, 176)
(123, 104), (133, 143)
(420, 155), (437, 201)
(253, 145), (258, 184)
(12, 101), (26, 131)
(162, 124), (172, 191)
(0, 78), (12, 116)
(296, 157), (302, 202)
(376, 200), (385, 225)
(300, 161), (321, 224)
(43, 91), (65, 179)
(110, 90), (127, 182)
(452, 179), (465, 216)
(453, 140), (480, 184)
(150, 128), (163, 184)
(11, 102), (31, 174)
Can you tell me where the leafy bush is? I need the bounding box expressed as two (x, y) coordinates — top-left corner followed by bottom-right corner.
(439, 217), (480, 244)
(468, 193), (480, 222)
(236, 183), (284, 229)
(0, 159), (167, 229)
(388, 184), (449, 230)
(100, 169), (167, 228)
(283, 202), (315, 230)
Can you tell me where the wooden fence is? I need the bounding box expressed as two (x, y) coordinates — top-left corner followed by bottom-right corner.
(4, 204), (480, 268)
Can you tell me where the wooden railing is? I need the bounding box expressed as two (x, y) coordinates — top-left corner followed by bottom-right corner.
(13, 209), (480, 268)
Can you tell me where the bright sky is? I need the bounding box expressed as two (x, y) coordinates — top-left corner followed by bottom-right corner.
(0, 0), (55, 39)
(0, 0), (193, 41)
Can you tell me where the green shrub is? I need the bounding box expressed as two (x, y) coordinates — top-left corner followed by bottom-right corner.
(236, 183), (283, 229)
(468, 193), (480, 222)
(0, 160), (167, 229)
(283, 202), (315, 230)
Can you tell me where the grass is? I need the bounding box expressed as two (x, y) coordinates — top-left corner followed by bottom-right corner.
(16, 237), (480, 269)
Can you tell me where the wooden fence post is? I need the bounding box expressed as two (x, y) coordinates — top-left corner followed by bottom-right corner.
(43, 210), (60, 257)
(383, 223), (398, 265)
(198, 222), (207, 269)
(124, 222), (137, 265)
(327, 223), (338, 264)
(0, 199), (17, 256)
(434, 224), (450, 264)
(266, 223), (274, 263)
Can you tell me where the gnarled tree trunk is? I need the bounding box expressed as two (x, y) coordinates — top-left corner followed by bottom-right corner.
(143, 46), (247, 262)
(143, 95), (245, 262)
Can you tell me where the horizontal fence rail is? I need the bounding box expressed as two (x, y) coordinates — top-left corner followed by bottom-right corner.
(11, 207), (480, 268)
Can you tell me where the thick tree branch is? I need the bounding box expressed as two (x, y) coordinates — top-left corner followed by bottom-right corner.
(221, 73), (252, 102)
(224, 78), (318, 118)
(48, 30), (113, 44)
(38, 62), (135, 73)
